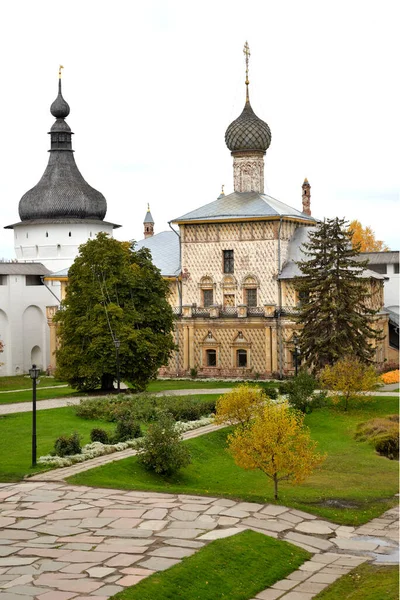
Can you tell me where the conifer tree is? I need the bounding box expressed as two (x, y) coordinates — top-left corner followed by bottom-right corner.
(295, 217), (382, 371)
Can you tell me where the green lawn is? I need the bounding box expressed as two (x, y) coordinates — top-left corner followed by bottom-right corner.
(0, 386), (81, 405)
(145, 379), (278, 392)
(68, 396), (399, 525)
(314, 563), (399, 600)
(0, 374), (67, 391)
(110, 530), (309, 600)
(0, 406), (116, 481)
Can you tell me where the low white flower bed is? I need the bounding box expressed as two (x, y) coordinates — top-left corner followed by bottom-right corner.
(38, 416), (214, 468)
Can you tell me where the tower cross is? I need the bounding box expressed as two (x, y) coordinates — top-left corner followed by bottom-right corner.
(243, 41), (250, 85)
(59, 65), (64, 79)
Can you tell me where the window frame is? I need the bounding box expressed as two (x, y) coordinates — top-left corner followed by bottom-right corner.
(223, 250), (234, 274)
(236, 349), (247, 368)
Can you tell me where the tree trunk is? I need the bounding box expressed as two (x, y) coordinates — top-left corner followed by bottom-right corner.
(273, 474), (279, 501)
(101, 373), (115, 391)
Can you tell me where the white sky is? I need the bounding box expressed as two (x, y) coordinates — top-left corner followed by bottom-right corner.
(0, 0), (398, 259)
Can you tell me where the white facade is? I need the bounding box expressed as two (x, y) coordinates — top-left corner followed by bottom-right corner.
(13, 221), (114, 271)
(0, 273), (56, 375)
(384, 263), (399, 307)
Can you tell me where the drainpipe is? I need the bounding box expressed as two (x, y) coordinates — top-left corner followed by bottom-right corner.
(168, 221), (182, 310)
(168, 222), (182, 376)
(277, 217), (283, 379)
(40, 276), (61, 304)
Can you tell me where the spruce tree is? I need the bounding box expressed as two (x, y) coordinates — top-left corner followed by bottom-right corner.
(295, 217), (382, 371)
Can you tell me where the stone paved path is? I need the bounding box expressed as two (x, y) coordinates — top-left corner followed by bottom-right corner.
(0, 481), (397, 599)
(0, 386), (397, 416)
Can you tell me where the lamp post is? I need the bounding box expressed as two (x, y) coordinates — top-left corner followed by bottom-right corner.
(114, 338), (121, 393)
(292, 334), (300, 377)
(29, 364), (40, 466)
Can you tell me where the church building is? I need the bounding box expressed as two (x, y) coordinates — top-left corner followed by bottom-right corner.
(137, 45), (389, 378)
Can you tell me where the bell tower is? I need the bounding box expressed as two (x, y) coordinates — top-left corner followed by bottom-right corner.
(143, 204), (154, 238)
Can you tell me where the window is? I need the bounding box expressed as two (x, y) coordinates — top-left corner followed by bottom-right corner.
(237, 349), (247, 368)
(25, 275), (42, 286)
(45, 232), (48, 238)
(203, 289), (213, 307)
(206, 349), (217, 367)
(68, 232), (72, 237)
(298, 290), (309, 306)
(0, 275), (6, 285)
(246, 288), (257, 307)
(394, 263), (399, 274)
(223, 250), (234, 273)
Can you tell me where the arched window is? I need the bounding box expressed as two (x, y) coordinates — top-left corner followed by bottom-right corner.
(68, 232), (72, 237)
(237, 349), (247, 368)
(45, 232), (48, 238)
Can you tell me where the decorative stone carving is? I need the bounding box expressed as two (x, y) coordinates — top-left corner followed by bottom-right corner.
(233, 154), (265, 193)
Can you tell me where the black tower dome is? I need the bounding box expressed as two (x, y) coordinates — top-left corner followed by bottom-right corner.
(18, 76), (107, 222)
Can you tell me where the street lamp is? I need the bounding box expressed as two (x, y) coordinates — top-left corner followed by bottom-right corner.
(114, 338), (121, 393)
(292, 334), (300, 377)
(29, 364), (40, 466)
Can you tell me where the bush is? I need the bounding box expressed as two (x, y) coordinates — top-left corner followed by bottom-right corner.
(320, 356), (380, 411)
(264, 387), (278, 400)
(75, 394), (157, 423)
(137, 411), (191, 475)
(54, 432), (81, 457)
(355, 415), (399, 460)
(374, 432), (399, 460)
(215, 385), (264, 428)
(113, 419), (142, 442)
(378, 361), (399, 375)
(90, 428), (110, 444)
(284, 371), (317, 413)
(380, 370), (399, 385)
(157, 396), (216, 422)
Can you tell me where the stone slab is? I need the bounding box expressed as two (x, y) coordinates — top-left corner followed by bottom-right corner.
(138, 556), (181, 571)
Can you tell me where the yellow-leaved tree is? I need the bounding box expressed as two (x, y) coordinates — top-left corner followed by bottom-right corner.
(215, 384), (265, 428)
(228, 401), (326, 500)
(348, 220), (389, 252)
(319, 355), (379, 411)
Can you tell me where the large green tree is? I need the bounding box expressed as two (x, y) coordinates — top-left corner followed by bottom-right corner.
(295, 217), (382, 371)
(55, 233), (175, 391)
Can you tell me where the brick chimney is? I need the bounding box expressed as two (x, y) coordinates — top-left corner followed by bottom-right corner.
(302, 178), (311, 216)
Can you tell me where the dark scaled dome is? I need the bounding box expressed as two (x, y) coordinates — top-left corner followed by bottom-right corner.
(18, 76), (107, 222)
(225, 97), (271, 153)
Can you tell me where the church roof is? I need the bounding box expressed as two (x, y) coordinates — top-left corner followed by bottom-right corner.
(136, 230), (180, 277)
(279, 226), (388, 280)
(172, 191), (316, 224)
(13, 76), (119, 228)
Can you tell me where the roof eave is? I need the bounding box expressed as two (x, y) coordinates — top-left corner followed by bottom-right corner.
(172, 215), (316, 226)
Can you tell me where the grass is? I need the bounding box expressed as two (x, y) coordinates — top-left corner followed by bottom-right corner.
(314, 563), (399, 599)
(0, 386), (81, 405)
(0, 374), (67, 391)
(68, 396), (399, 526)
(145, 379), (278, 392)
(110, 530), (309, 600)
(0, 406), (116, 482)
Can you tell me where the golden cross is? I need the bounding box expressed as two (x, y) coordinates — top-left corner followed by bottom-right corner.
(59, 65), (64, 79)
(243, 41), (250, 85)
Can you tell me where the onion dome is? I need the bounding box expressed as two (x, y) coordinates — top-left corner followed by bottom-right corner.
(225, 93), (271, 153)
(18, 73), (107, 222)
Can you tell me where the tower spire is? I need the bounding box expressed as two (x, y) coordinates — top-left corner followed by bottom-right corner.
(243, 41), (250, 102)
(144, 205), (154, 238)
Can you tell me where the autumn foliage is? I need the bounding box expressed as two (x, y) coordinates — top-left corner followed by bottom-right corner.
(348, 220), (389, 252)
(380, 370), (399, 384)
(319, 355), (379, 410)
(227, 401), (326, 500)
(215, 384), (265, 428)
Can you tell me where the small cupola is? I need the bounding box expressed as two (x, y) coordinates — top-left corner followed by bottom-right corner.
(144, 204), (154, 238)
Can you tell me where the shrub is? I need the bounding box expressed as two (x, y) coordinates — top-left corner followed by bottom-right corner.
(190, 366), (198, 379)
(264, 387), (278, 400)
(215, 384), (264, 428)
(319, 356), (380, 411)
(54, 432), (81, 457)
(285, 371), (317, 413)
(137, 411), (191, 475)
(157, 396), (216, 422)
(374, 432), (399, 460)
(90, 428), (110, 444)
(355, 415), (399, 460)
(380, 370), (399, 384)
(113, 419), (142, 442)
(378, 361), (399, 375)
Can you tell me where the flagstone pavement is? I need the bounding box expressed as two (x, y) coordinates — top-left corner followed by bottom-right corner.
(0, 480), (397, 600)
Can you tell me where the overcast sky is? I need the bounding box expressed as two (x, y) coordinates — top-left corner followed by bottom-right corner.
(0, 0), (398, 259)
